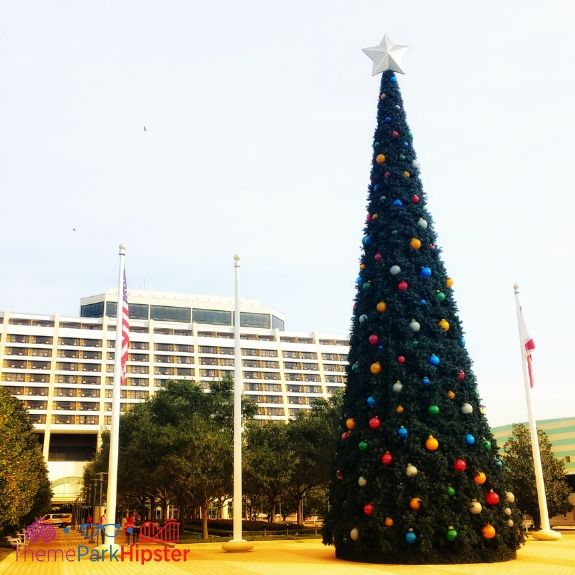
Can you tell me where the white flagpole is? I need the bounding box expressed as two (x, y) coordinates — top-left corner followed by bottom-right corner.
(513, 283), (561, 541)
(104, 243), (126, 546)
(222, 255), (253, 552)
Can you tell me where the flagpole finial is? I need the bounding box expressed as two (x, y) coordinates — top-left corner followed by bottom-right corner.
(513, 283), (519, 293)
(119, 243), (127, 255)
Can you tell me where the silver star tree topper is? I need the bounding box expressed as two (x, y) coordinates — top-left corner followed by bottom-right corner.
(363, 35), (408, 75)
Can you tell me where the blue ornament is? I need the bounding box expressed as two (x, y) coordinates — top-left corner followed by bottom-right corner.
(465, 434), (476, 446)
(356, 275), (363, 286)
(378, 344), (385, 351)
(362, 235), (373, 246)
(405, 531), (417, 544)
(460, 337), (466, 347)
(384, 116), (392, 123)
(419, 298), (427, 305)
(421, 376), (430, 385)
(390, 75), (398, 83)
(495, 458), (503, 468)
(374, 184), (382, 193)
(420, 267), (432, 278)
(403, 141), (409, 148)
(393, 199), (403, 207)
(428, 354), (440, 366)
(398, 425), (408, 439)
(367, 396), (377, 407)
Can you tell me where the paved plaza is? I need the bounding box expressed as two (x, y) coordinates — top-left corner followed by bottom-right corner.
(0, 528), (573, 575)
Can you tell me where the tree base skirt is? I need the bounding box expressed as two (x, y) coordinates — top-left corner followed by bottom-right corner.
(334, 545), (517, 564)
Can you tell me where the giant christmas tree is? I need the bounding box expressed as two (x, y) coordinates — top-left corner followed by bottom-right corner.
(323, 36), (524, 564)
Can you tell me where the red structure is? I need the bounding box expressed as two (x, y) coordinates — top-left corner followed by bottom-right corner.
(140, 520), (180, 544)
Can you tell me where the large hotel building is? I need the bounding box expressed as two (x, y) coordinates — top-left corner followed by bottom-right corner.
(0, 289), (350, 504)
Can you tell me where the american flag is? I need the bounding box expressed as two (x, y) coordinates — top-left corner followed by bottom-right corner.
(518, 304), (535, 387)
(120, 271), (130, 385)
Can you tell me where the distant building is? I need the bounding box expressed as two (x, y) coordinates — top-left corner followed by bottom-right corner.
(0, 290), (349, 504)
(491, 417), (575, 478)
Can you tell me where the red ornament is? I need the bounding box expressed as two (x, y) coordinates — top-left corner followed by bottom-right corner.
(397, 281), (409, 292)
(453, 458), (467, 472)
(341, 431), (350, 440)
(411, 194), (420, 204)
(486, 490), (500, 506)
(368, 334), (379, 346)
(397, 355), (406, 365)
(364, 503), (374, 516)
(369, 416), (381, 430)
(380, 451), (393, 466)
(392, 130), (399, 138)
(336, 470), (343, 480)
(457, 370), (465, 381)
(374, 252), (382, 262)
(384, 171), (391, 178)
(366, 213), (372, 222)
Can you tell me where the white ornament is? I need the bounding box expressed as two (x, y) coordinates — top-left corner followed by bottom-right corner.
(359, 314), (368, 323)
(469, 500), (482, 515)
(390, 265), (401, 275)
(412, 159), (420, 169)
(406, 464), (418, 477)
(392, 380), (403, 393)
(417, 218), (428, 229)
(507, 519), (514, 527)
(358, 476), (367, 487)
(410, 319), (420, 332)
(350, 527), (359, 541)
(362, 35), (408, 76)
(505, 492), (515, 503)
(503, 507), (512, 516)
(461, 403), (473, 415)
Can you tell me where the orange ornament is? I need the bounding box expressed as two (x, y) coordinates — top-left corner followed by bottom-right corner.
(409, 238), (422, 250)
(425, 435), (439, 452)
(345, 418), (355, 430)
(370, 362), (382, 375)
(409, 497), (422, 511)
(384, 516), (394, 527)
(474, 471), (487, 485)
(376, 301), (387, 313)
(395, 404), (404, 414)
(359, 263), (366, 270)
(376, 154), (386, 164)
(446, 277), (454, 288)
(403, 170), (410, 178)
(447, 390), (455, 400)
(482, 524), (496, 539)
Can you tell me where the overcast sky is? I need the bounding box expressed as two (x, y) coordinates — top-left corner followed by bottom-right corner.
(1, 1), (574, 427)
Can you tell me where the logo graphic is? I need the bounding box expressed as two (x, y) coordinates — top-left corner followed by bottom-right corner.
(25, 520), (57, 544)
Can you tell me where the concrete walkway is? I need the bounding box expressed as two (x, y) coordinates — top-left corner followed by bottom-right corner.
(0, 528), (573, 575)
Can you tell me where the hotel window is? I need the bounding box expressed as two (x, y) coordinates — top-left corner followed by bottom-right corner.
(271, 316), (285, 330)
(175, 344), (193, 353)
(29, 374), (48, 383)
(7, 334), (29, 343)
(126, 378), (149, 387)
(59, 338), (79, 346)
(131, 341), (149, 350)
(193, 309), (231, 326)
(150, 305), (191, 322)
(177, 367), (194, 376)
(81, 302), (105, 318)
(129, 303), (150, 320)
(262, 373), (280, 380)
(5, 359), (25, 369)
(199, 346), (217, 354)
(30, 414), (46, 424)
(1, 373), (26, 382)
(219, 346), (234, 355)
(239, 312), (270, 329)
(56, 388), (77, 397)
(261, 349), (278, 357)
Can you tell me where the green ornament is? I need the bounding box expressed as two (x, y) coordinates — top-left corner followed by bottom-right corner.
(391, 230), (398, 236)
(399, 154), (406, 160)
(436, 291), (446, 302)
(411, 339), (419, 348)
(447, 486), (456, 497)
(428, 405), (440, 416)
(358, 440), (368, 451)
(446, 527), (458, 541)
(352, 362), (359, 372)
(373, 141), (380, 148)
(363, 282), (371, 291)
(482, 440), (492, 451)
